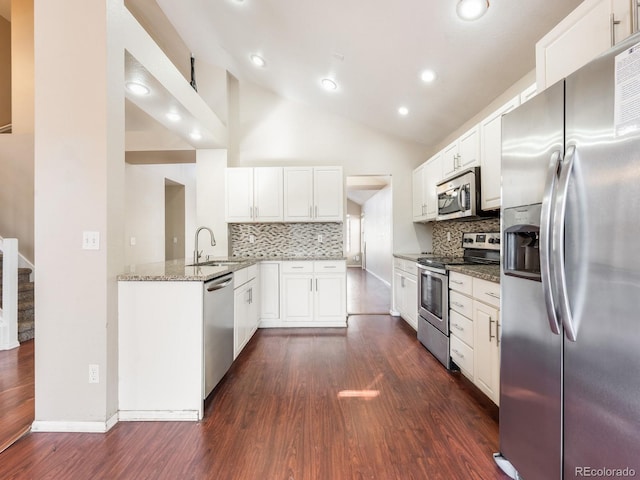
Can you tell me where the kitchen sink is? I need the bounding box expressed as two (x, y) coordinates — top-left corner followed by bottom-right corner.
(189, 260), (245, 267)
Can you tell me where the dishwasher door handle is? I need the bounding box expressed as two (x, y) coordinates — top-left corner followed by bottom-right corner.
(206, 275), (233, 292)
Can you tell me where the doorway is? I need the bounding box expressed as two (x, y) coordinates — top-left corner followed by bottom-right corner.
(345, 175), (392, 316)
(164, 179), (185, 261)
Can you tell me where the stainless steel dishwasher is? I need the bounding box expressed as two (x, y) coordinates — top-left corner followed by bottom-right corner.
(203, 273), (234, 399)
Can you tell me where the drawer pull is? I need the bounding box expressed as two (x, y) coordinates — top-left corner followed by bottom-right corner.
(452, 324), (464, 331)
(452, 349), (464, 359)
(450, 279), (464, 285)
(489, 317), (496, 342)
(292, 266), (304, 269)
(322, 265), (337, 269)
(452, 301), (465, 309)
(486, 292), (500, 299)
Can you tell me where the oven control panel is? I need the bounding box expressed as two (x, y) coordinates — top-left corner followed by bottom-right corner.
(462, 232), (500, 250)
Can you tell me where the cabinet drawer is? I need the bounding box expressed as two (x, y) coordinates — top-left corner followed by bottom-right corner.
(246, 264), (258, 280)
(450, 310), (473, 347)
(393, 257), (403, 269)
(314, 260), (346, 273)
(473, 278), (500, 308)
(234, 267), (249, 288)
(449, 272), (472, 295)
(450, 335), (474, 377)
(449, 290), (473, 318)
(281, 261), (313, 273)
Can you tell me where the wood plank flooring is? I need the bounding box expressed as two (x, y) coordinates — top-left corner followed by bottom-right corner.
(347, 267), (391, 315)
(0, 318), (508, 479)
(0, 339), (34, 454)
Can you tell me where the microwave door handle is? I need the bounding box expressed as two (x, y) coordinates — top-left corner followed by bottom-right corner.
(553, 145), (579, 342)
(540, 150), (562, 335)
(457, 187), (466, 211)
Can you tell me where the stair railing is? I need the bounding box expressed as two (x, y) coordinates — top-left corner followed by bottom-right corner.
(0, 238), (19, 350)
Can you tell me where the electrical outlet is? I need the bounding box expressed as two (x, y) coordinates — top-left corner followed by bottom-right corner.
(82, 231), (100, 250)
(129, 236), (136, 246)
(173, 237), (178, 244)
(89, 364), (99, 384)
(249, 234), (255, 244)
(318, 234), (323, 243)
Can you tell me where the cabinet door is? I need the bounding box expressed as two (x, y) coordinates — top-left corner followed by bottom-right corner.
(233, 284), (250, 359)
(254, 167), (283, 222)
(473, 300), (500, 404)
(247, 279), (259, 338)
(314, 274), (346, 323)
(424, 153), (441, 220)
(480, 96), (520, 211)
(412, 164), (426, 221)
(458, 125), (480, 170)
(283, 167), (313, 221)
(313, 167), (343, 222)
(259, 262), (280, 320)
(536, 0), (631, 90)
(226, 168), (254, 222)
(442, 141), (459, 179)
(282, 274), (314, 322)
(393, 269), (404, 315)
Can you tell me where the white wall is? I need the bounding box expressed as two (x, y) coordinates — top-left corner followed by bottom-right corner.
(124, 163), (197, 266)
(362, 185), (392, 285)
(232, 81), (432, 255)
(196, 149), (229, 258)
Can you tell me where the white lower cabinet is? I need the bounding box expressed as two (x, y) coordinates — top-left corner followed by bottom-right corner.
(259, 262), (280, 324)
(280, 260), (346, 327)
(449, 272), (501, 405)
(234, 265), (259, 359)
(392, 257), (418, 330)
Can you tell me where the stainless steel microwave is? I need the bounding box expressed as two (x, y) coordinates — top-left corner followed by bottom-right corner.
(436, 167), (481, 221)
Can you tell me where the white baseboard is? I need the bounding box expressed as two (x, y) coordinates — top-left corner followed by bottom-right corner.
(32, 413), (118, 433)
(118, 410), (200, 422)
(260, 320), (347, 328)
(389, 309), (400, 316)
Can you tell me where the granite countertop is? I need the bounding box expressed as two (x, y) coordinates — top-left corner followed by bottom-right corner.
(447, 264), (501, 283)
(118, 255), (347, 282)
(393, 253), (428, 262)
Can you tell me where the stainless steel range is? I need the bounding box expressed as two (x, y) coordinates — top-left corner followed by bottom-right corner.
(417, 232), (500, 369)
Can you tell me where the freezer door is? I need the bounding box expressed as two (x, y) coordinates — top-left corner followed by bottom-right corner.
(499, 82), (564, 480)
(562, 35), (640, 478)
(501, 80), (564, 210)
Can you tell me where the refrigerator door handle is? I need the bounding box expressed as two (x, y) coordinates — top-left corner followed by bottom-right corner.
(553, 145), (578, 342)
(540, 149), (563, 335)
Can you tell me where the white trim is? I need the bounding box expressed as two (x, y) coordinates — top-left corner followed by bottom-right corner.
(31, 413), (118, 433)
(118, 410), (200, 422)
(0, 235), (34, 281)
(259, 320), (347, 328)
(389, 309), (401, 316)
(0, 238), (19, 350)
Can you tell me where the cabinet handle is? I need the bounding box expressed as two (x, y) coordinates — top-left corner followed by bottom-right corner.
(450, 279), (463, 285)
(323, 265), (336, 269)
(310, 279), (313, 291)
(250, 206), (253, 218)
(452, 348), (464, 359)
(401, 276), (405, 288)
(633, 0), (639, 35)
(489, 317), (496, 342)
(485, 292), (500, 299)
(292, 266), (304, 269)
(315, 205), (318, 218)
(250, 288), (253, 304)
(255, 206), (259, 218)
(452, 301), (464, 309)
(452, 324), (464, 331)
(611, 13), (621, 46)
(497, 321), (501, 348)
(315, 279), (318, 291)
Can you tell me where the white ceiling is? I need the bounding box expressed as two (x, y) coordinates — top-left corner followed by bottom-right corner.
(155, 0), (584, 149)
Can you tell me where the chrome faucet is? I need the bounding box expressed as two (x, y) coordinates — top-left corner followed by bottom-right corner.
(194, 226), (216, 265)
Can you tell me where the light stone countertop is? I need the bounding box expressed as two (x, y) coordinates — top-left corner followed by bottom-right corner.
(446, 264), (501, 283)
(393, 253), (428, 262)
(118, 256), (347, 282)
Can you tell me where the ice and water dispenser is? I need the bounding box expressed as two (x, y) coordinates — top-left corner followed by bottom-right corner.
(503, 204), (542, 281)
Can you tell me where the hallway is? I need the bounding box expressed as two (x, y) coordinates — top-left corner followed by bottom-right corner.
(347, 267), (391, 315)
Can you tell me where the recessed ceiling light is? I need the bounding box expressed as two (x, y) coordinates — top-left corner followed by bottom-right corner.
(420, 69), (437, 83)
(398, 106), (409, 116)
(125, 81), (150, 96)
(456, 0), (489, 21)
(321, 78), (338, 91)
(166, 112), (181, 122)
(250, 54), (266, 67)
(189, 131), (202, 141)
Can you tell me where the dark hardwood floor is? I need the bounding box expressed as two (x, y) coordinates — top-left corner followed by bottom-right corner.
(0, 339), (34, 454)
(0, 317), (508, 479)
(0, 268), (506, 478)
(347, 267), (391, 315)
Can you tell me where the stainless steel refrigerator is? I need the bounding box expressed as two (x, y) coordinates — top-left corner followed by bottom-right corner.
(497, 33), (640, 480)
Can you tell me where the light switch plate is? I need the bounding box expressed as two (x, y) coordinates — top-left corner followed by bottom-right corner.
(82, 231), (100, 250)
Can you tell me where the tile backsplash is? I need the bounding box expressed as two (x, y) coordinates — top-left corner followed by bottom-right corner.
(433, 217), (500, 257)
(229, 223), (344, 257)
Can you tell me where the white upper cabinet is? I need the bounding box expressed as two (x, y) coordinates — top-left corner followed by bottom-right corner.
(413, 151), (442, 222)
(480, 95), (520, 211)
(412, 164), (426, 221)
(442, 125), (480, 179)
(284, 167), (343, 222)
(226, 167), (283, 223)
(536, 0), (632, 91)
